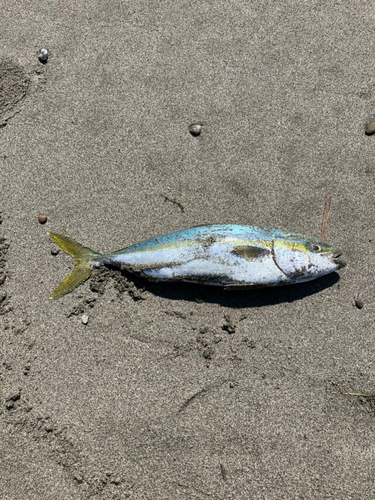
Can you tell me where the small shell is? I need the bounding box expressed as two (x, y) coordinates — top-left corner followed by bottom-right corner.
(38, 48), (48, 63)
(365, 123), (375, 135)
(38, 215), (47, 224)
(189, 124), (202, 136)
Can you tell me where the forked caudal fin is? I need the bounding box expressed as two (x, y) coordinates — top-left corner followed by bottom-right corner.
(48, 233), (102, 299)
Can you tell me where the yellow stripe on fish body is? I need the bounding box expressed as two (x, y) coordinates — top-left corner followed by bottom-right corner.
(48, 225), (345, 299)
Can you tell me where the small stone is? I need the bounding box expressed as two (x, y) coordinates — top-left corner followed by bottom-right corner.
(51, 248), (59, 256)
(38, 215), (47, 224)
(6, 390), (20, 409)
(202, 347), (213, 359)
(81, 314), (89, 325)
(199, 326), (210, 334)
(189, 124), (202, 136)
(355, 299), (364, 309)
(7, 390), (21, 402)
(38, 48), (48, 63)
(243, 337), (256, 348)
(365, 123), (375, 135)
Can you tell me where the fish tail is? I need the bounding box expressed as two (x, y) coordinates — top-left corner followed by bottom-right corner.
(48, 232), (102, 299)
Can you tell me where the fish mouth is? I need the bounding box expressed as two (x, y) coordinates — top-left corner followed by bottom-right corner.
(333, 251), (346, 269)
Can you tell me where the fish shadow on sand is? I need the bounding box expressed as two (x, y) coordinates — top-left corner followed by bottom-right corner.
(103, 266), (340, 309)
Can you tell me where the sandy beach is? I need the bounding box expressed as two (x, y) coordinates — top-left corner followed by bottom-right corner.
(1, 1), (375, 498)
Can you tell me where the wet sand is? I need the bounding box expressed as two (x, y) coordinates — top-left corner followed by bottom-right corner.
(1, 1), (375, 498)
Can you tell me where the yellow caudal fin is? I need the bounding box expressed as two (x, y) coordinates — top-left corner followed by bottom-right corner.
(48, 232), (102, 299)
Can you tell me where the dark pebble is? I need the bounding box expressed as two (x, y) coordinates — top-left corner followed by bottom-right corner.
(38, 48), (48, 63)
(189, 124), (202, 136)
(355, 299), (364, 309)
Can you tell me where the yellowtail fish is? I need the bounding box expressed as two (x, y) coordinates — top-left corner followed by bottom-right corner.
(48, 225), (345, 299)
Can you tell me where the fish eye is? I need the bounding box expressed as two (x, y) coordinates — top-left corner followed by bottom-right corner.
(310, 243), (321, 252)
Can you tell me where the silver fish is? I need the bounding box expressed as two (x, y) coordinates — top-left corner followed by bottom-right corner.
(48, 224), (345, 299)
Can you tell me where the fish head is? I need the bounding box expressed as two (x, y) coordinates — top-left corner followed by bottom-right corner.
(273, 236), (345, 283)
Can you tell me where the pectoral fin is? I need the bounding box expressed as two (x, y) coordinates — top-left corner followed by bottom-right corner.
(232, 245), (270, 260)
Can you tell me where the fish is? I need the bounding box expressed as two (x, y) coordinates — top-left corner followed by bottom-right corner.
(48, 224), (346, 299)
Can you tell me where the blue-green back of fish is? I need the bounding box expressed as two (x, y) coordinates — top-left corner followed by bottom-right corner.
(108, 225), (305, 256)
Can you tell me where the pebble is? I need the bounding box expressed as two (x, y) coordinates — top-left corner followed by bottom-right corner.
(355, 299), (364, 309)
(38, 48), (48, 63)
(81, 314), (89, 325)
(38, 215), (47, 224)
(365, 123), (375, 135)
(189, 124), (202, 136)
